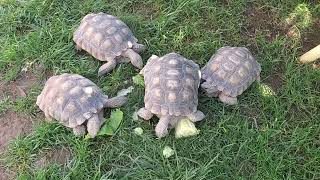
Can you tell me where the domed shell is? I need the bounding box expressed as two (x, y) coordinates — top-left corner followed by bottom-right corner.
(73, 12), (139, 62)
(201, 47), (261, 97)
(143, 53), (201, 116)
(36, 74), (108, 128)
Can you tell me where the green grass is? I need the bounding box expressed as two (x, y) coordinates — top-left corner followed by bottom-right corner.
(0, 0), (319, 179)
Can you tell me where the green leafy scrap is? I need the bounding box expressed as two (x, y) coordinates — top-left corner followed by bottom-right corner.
(98, 109), (124, 136)
(132, 74), (144, 87)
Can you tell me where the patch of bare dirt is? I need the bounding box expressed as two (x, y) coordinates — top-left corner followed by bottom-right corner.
(244, 6), (287, 43)
(243, 6), (287, 92)
(34, 148), (71, 169)
(301, 19), (320, 53)
(131, 3), (160, 19)
(0, 112), (33, 151)
(0, 67), (45, 179)
(264, 73), (285, 93)
(0, 166), (14, 180)
(0, 70), (39, 100)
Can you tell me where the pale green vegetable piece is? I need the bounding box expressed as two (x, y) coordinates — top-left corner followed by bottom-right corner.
(162, 146), (175, 158)
(259, 83), (275, 97)
(134, 127), (143, 135)
(117, 86), (134, 96)
(175, 118), (200, 138)
(132, 74), (144, 87)
(98, 109), (123, 136)
(84, 134), (92, 140)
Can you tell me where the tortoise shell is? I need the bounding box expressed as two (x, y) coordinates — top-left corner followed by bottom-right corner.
(36, 74), (108, 128)
(143, 53), (201, 116)
(73, 12), (139, 62)
(201, 47), (261, 97)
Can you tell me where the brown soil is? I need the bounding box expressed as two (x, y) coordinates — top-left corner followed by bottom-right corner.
(0, 166), (9, 180)
(0, 112), (32, 180)
(0, 67), (44, 179)
(0, 65), (44, 149)
(0, 165), (14, 180)
(301, 19), (320, 53)
(243, 6), (288, 92)
(34, 148), (71, 169)
(243, 6), (287, 44)
(0, 70), (39, 100)
(0, 112), (33, 151)
(264, 73), (285, 93)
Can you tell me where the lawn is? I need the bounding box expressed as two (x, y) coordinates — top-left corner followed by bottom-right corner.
(0, 0), (319, 179)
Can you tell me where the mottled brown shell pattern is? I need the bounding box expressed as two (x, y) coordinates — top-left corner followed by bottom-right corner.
(36, 74), (108, 128)
(143, 53), (200, 116)
(73, 12), (138, 62)
(201, 47), (261, 97)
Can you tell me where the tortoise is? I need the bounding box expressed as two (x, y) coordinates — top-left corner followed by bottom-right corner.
(73, 12), (145, 76)
(36, 73), (127, 138)
(137, 53), (205, 138)
(201, 46), (261, 105)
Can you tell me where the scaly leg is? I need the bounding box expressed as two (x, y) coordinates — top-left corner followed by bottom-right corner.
(86, 114), (101, 138)
(44, 113), (54, 122)
(73, 125), (86, 137)
(104, 96), (128, 108)
(75, 44), (82, 51)
(187, 111), (205, 122)
(206, 91), (220, 97)
(122, 49), (143, 69)
(132, 43), (146, 53)
(219, 93), (237, 105)
(137, 107), (153, 120)
(98, 59), (117, 76)
(155, 116), (172, 138)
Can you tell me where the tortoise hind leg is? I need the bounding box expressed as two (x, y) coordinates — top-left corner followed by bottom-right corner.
(219, 93), (237, 105)
(137, 107), (153, 120)
(75, 44), (82, 51)
(187, 111), (205, 122)
(44, 113), (54, 122)
(73, 125), (86, 137)
(98, 59), (117, 76)
(206, 91), (220, 97)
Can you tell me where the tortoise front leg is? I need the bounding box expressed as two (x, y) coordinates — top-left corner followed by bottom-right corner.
(201, 82), (219, 97)
(122, 49), (143, 69)
(86, 114), (101, 138)
(137, 107), (153, 120)
(155, 115), (172, 138)
(98, 59), (117, 76)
